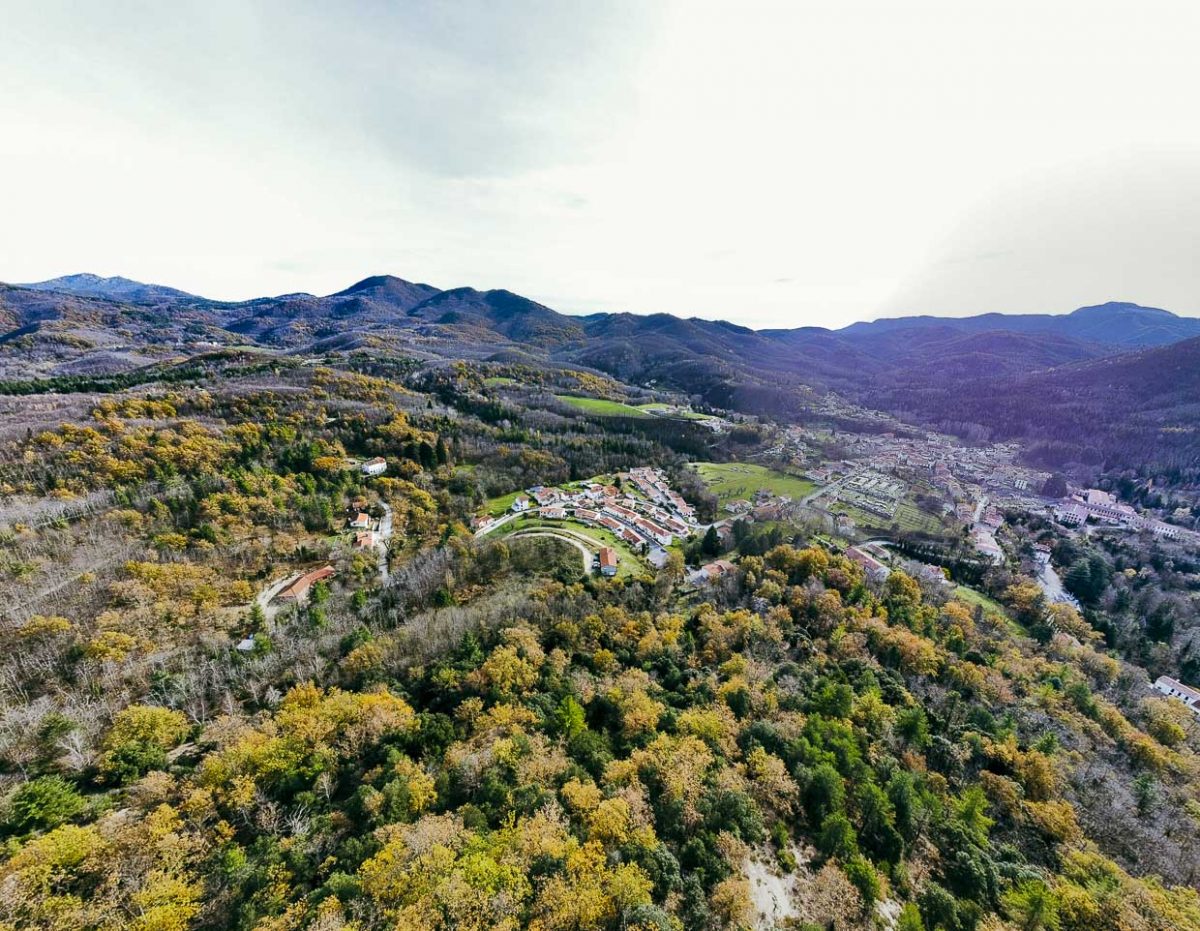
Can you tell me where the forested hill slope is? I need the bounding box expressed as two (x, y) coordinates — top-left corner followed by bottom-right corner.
(870, 335), (1200, 475)
(0, 356), (1198, 928)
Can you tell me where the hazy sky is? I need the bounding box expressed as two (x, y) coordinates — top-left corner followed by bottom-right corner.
(4, 1), (1200, 328)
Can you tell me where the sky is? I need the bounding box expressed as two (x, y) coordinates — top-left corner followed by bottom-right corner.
(3, 0), (1200, 329)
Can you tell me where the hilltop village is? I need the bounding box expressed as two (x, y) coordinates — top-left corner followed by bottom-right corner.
(473, 467), (699, 574)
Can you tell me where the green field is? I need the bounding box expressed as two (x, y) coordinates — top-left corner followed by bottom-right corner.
(954, 584), (1005, 614)
(485, 490), (523, 516)
(953, 584), (1025, 635)
(484, 376), (517, 387)
(691, 462), (816, 507)
(491, 515), (647, 579)
(555, 395), (650, 417)
(892, 501), (946, 534)
(832, 499), (945, 536)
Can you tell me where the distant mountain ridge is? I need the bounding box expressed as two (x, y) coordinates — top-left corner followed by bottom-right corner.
(18, 273), (201, 304)
(4, 272), (1200, 440)
(20, 272), (1200, 344)
(841, 301), (1200, 347)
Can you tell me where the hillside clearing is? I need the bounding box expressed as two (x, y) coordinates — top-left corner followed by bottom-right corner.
(555, 395), (650, 417)
(690, 461), (816, 507)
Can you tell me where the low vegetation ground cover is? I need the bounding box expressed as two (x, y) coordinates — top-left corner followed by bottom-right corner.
(491, 514), (647, 579)
(555, 395), (651, 417)
(952, 584), (1006, 614)
(485, 489), (523, 516)
(690, 461), (816, 507)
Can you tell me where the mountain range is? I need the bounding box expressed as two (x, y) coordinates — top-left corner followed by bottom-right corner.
(4, 272), (1200, 473)
(19, 273), (201, 304)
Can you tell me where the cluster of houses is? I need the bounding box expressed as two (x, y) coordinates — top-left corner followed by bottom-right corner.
(627, 467), (697, 522)
(347, 507), (383, 549)
(792, 423), (1043, 496)
(473, 468), (701, 564)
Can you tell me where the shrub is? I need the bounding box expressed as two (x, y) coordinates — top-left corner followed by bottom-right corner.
(817, 812), (859, 860)
(99, 705), (190, 784)
(4, 776), (86, 833)
(844, 855), (881, 910)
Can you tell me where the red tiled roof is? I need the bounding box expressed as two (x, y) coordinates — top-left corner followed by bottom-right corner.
(280, 565), (335, 600)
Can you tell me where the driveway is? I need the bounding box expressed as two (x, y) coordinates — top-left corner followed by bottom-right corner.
(476, 511), (518, 537)
(254, 572), (303, 621)
(376, 502), (393, 581)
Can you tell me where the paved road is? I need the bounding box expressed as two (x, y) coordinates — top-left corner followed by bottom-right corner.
(376, 502), (393, 581)
(1035, 551), (1079, 606)
(476, 511), (519, 538)
(506, 529), (593, 573)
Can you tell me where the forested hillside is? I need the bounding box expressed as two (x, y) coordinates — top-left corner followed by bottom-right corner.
(871, 337), (1200, 479)
(0, 357), (1197, 930)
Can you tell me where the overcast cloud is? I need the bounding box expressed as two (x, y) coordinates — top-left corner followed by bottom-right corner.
(3, 0), (1199, 328)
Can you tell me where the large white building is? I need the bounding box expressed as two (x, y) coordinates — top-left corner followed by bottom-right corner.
(361, 457), (388, 477)
(1152, 676), (1200, 717)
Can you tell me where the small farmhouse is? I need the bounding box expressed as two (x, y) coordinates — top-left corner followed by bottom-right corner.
(361, 457), (388, 477)
(278, 566), (335, 602)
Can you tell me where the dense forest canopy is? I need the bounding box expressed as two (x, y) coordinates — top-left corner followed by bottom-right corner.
(0, 355), (1197, 931)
